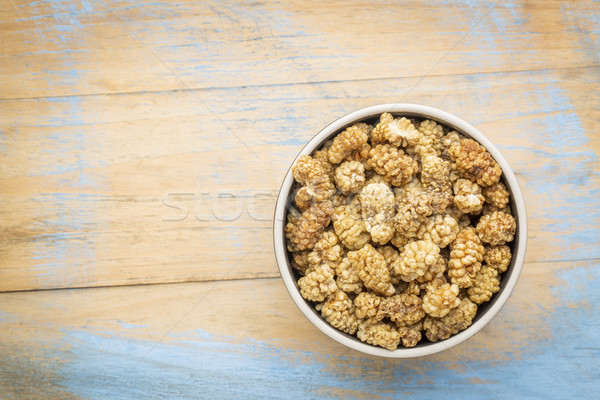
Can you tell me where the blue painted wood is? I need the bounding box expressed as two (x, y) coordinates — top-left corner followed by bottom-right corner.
(0, 260), (597, 399)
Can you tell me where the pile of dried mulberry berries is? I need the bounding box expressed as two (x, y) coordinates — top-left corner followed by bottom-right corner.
(285, 113), (516, 351)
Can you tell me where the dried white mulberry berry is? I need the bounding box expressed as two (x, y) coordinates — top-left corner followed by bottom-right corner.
(484, 245), (512, 273)
(357, 321), (401, 351)
(416, 214), (459, 249)
(307, 231), (343, 269)
(453, 179), (485, 214)
(449, 138), (502, 187)
(482, 182), (510, 209)
(392, 240), (441, 282)
(297, 264), (337, 302)
(398, 321), (423, 347)
(368, 144), (419, 187)
(349, 244), (395, 296)
(423, 298), (477, 341)
(321, 291), (359, 334)
(467, 265), (500, 304)
(476, 211), (516, 245)
(422, 283), (461, 318)
(328, 123), (370, 164)
(285, 201), (333, 251)
(379, 294), (425, 326)
(354, 291), (383, 322)
(359, 183), (396, 245)
(335, 257), (363, 294)
(334, 161), (366, 194)
(331, 205), (370, 250)
(447, 227), (485, 288)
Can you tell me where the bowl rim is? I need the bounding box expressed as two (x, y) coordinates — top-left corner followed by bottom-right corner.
(273, 103), (528, 358)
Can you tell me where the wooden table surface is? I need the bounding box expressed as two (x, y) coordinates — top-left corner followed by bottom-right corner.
(1, 0), (599, 398)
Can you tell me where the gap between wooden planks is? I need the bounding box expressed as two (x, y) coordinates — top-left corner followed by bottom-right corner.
(0, 64), (597, 103)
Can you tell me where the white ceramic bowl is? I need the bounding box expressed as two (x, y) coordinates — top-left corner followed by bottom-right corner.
(273, 103), (527, 358)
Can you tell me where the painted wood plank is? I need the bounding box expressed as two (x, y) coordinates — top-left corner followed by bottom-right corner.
(1, 66), (599, 291)
(0, 258), (598, 399)
(1, 0), (599, 99)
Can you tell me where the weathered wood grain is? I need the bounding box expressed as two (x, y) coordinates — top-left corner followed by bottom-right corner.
(1, 66), (599, 291)
(1, 0), (599, 398)
(0, 258), (598, 399)
(1, 0), (599, 99)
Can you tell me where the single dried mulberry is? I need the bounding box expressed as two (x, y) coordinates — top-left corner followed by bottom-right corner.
(381, 117), (420, 148)
(307, 231), (343, 269)
(416, 119), (444, 155)
(335, 257), (363, 294)
(334, 161), (366, 194)
(447, 227), (485, 288)
(453, 179), (485, 214)
(420, 150), (453, 213)
(292, 154), (335, 202)
(379, 294), (425, 326)
(313, 150), (335, 183)
(349, 244), (395, 296)
(476, 211), (516, 245)
(331, 204), (370, 250)
(292, 154), (325, 185)
(423, 298), (477, 342)
(482, 181), (510, 209)
(421, 149), (451, 188)
(422, 283), (460, 318)
(328, 123), (370, 164)
(285, 201), (334, 251)
(297, 264), (337, 302)
(377, 245), (402, 284)
(416, 214), (459, 249)
(394, 188), (433, 241)
(359, 183), (396, 245)
(467, 265), (500, 304)
(371, 112), (395, 144)
(449, 138), (502, 187)
(441, 131), (462, 154)
(291, 250), (310, 275)
(293, 186), (312, 211)
(440, 131), (462, 175)
(392, 240), (441, 282)
(354, 291), (383, 322)
(397, 321), (423, 347)
(321, 291), (359, 334)
(368, 144), (419, 187)
(357, 321), (401, 351)
(484, 245), (512, 273)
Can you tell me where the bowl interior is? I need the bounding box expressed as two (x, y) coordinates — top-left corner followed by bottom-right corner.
(274, 104), (527, 357)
